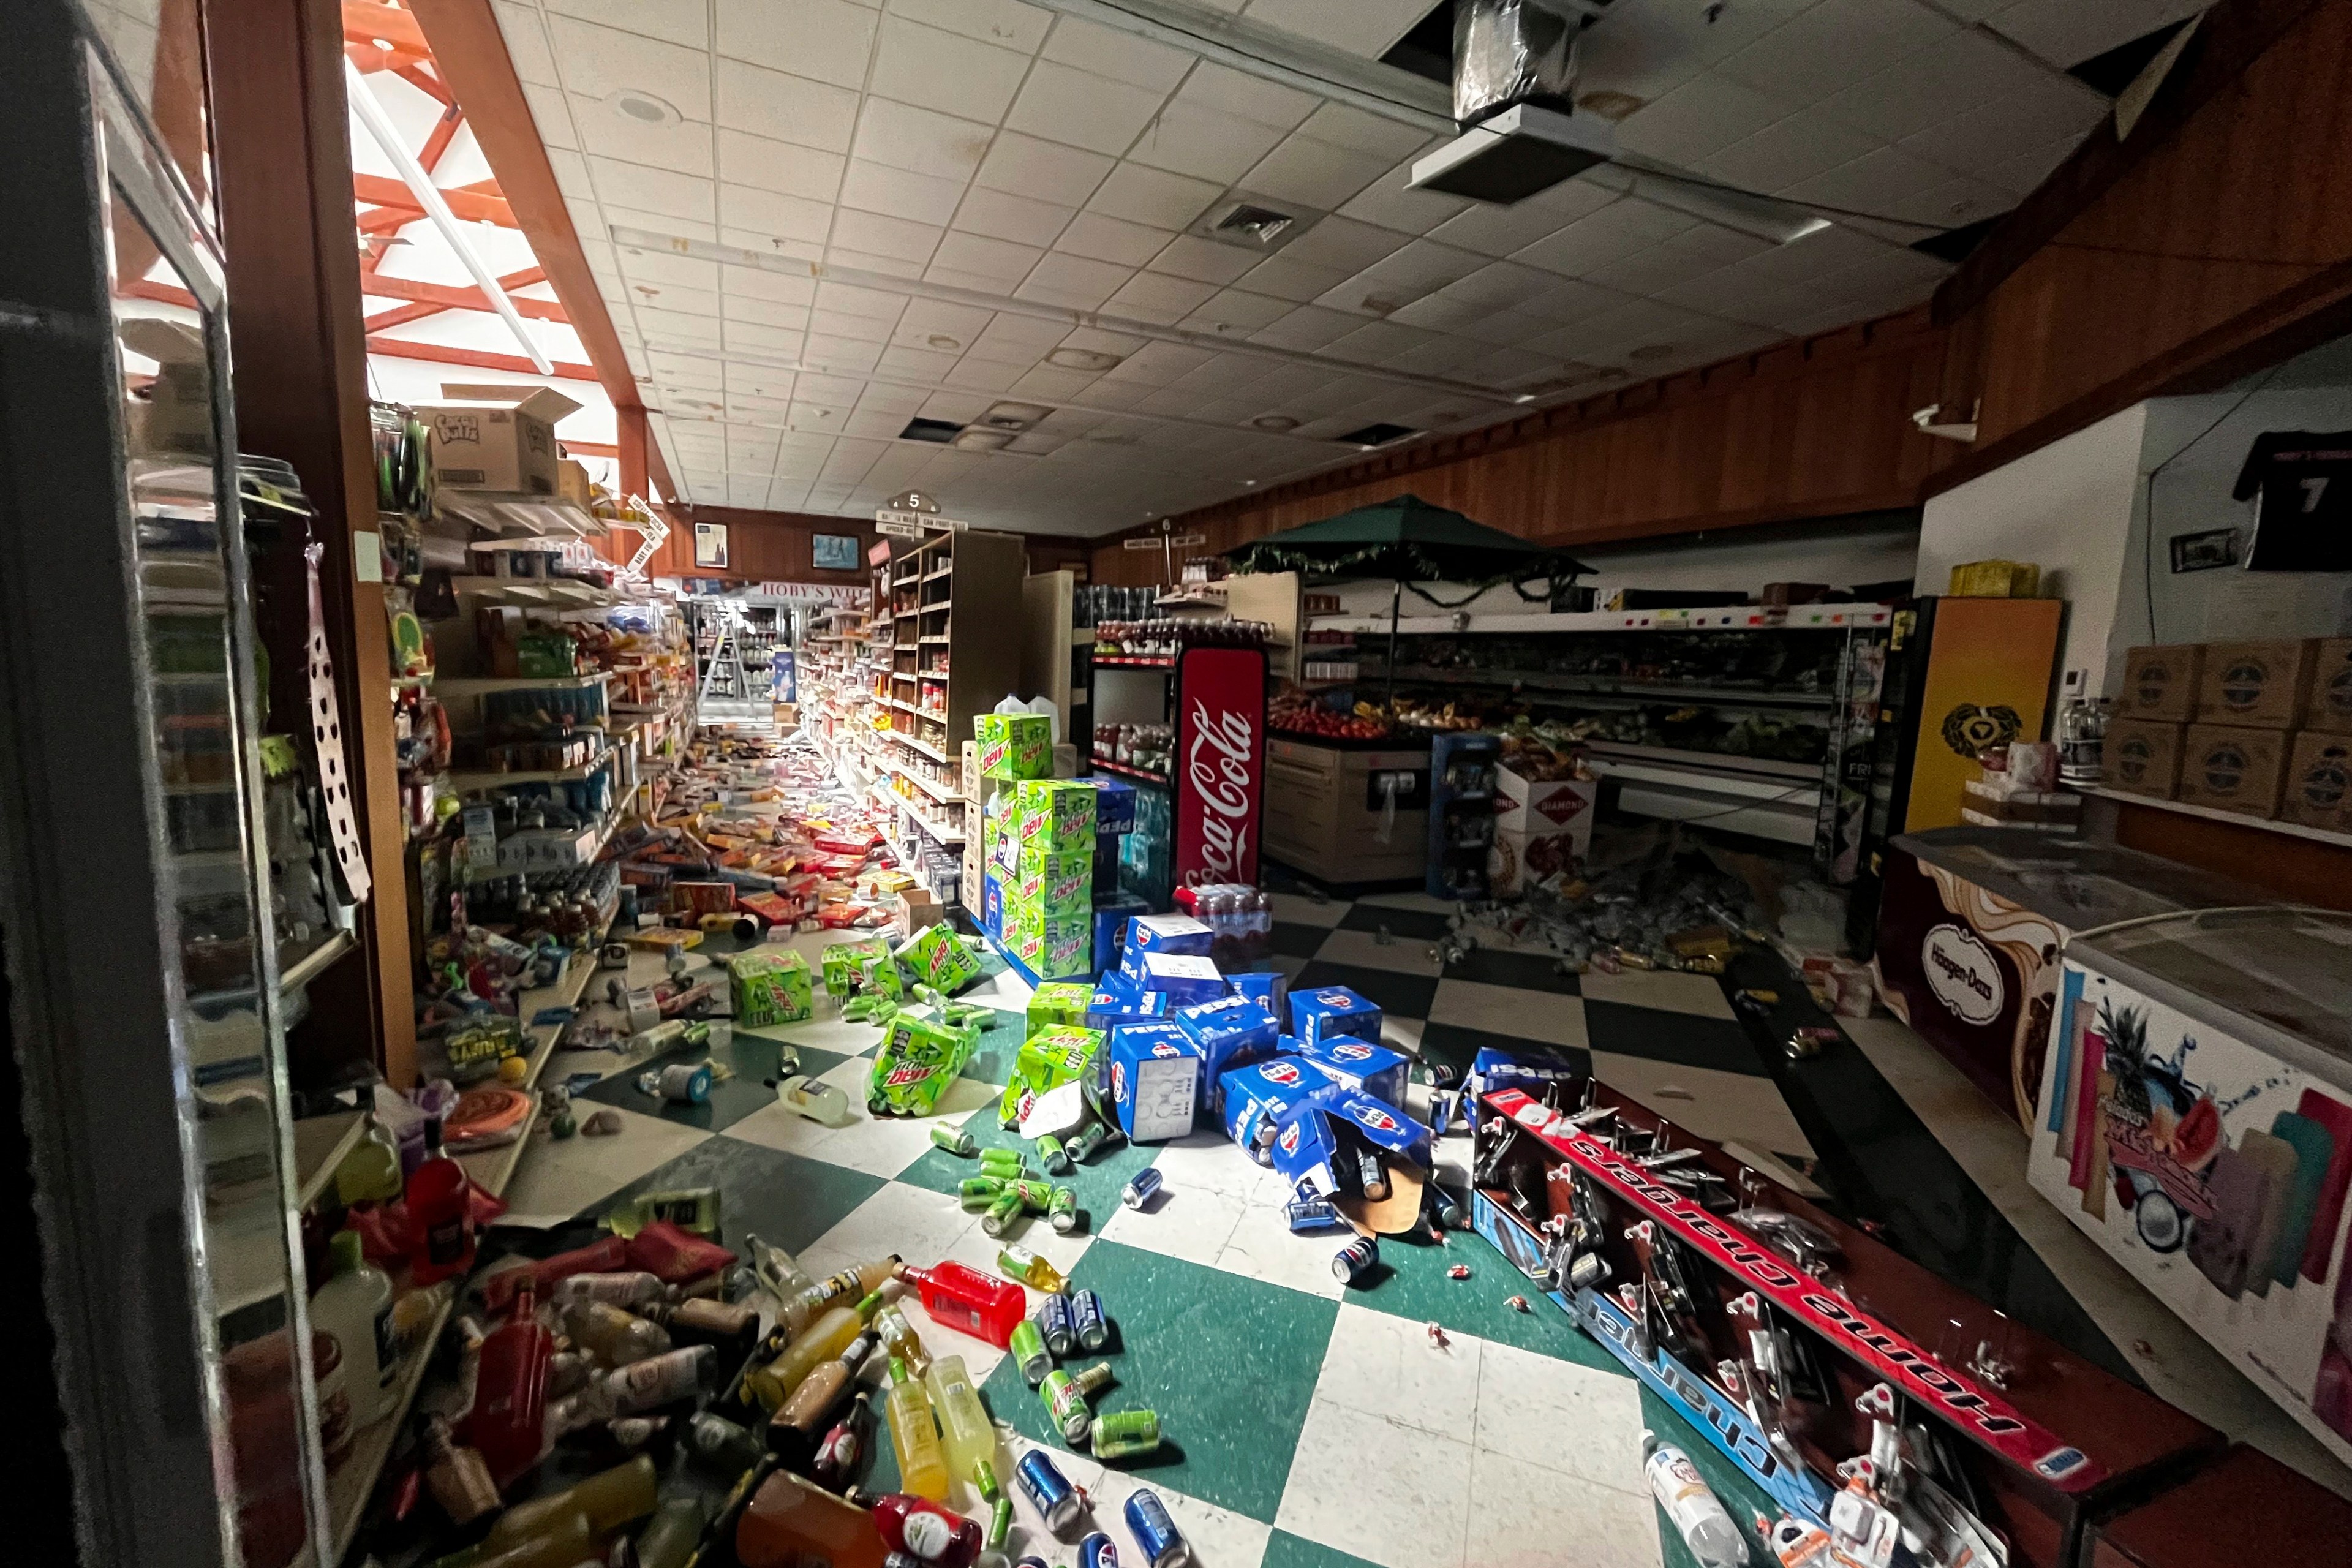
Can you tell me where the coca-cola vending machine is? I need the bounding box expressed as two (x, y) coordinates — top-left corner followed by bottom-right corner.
(1173, 643), (1269, 894)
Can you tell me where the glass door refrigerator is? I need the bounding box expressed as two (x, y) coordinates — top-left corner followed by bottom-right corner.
(1, 7), (332, 1565)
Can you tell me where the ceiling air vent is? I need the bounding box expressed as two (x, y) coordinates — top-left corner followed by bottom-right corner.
(1335, 423), (1417, 448)
(899, 417), (962, 443)
(1189, 194), (1322, 254)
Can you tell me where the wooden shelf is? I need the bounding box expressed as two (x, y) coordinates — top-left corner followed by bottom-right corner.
(1094, 655), (1176, 669)
(2085, 786), (2352, 848)
(1091, 753), (1171, 788)
(446, 744), (614, 790)
(432, 672), (611, 695)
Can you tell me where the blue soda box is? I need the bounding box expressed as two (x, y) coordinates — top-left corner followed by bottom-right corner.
(1138, 951), (1225, 1006)
(1288, 985), (1382, 1047)
(1470, 1042), (1586, 1127)
(1084, 972), (1167, 1033)
(1174, 993), (1281, 1101)
(1084, 775), (1137, 835)
(1104, 1019), (1204, 1142)
(1283, 1033), (1409, 1109)
(982, 872), (1005, 939)
(1221, 1057), (1333, 1163)
(1270, 1099), (1343, 1196)
(1117, 913), (1212, 986)
(1226, 970), (1287, 1025)
(1090, 890), (1151, 974)
(1271, 1089), (1432, 1196)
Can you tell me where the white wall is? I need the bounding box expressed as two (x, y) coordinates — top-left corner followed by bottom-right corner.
(1916, 403), (2150, 692)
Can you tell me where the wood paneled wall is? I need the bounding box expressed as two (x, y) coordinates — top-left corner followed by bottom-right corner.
(616, 505), (882, 587)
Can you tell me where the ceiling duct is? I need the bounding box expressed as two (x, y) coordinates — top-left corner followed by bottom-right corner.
(1454, 0), (1583, 125)
(1411, 0), (1615, 203)
(1188, 193), (1323, 254)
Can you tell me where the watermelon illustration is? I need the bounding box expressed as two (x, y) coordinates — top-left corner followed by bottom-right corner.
(2171, 1096), (2222, 1172)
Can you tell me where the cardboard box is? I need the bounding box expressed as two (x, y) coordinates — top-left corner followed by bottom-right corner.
(1468, 1041), (1585, 1129)
(2280, 731), (2352, 829)
(1010, 778), (1097, 853)
(1105, 1019), (1204, 1142)
(1272, 1090), (1431, 1197)
(1006, 912), (1090, 979)
(894, 889), (943, 937)
(1117, 913), (1212, 986)
(557, 456), (594, 507)
(1025, 981), (1095, 1037)
(1000, 1024), (1102, 1125)
(1084, 974), (1166, 1034)
(902, 922), (982, 992)
(1084, 775), (1138, 834)
(2118, 644), (2204, 721)
(728, 949), (812, 1028)
(975, 712), (1053, 780)
(1288, 985), (1382, 1047)
(2308, 639), (2352, 734)
(1494, 766), (1597, 835)
(1221, 1057), (1332, 1162)
(1960, 778), (2083, 826)
(1227, 971), (1287, 1028)
(2195, 638), (2319, 728)
(1009, 846), (1092, 918)
(2178, 723), (2288, 816)
(1172, 993), (1281, 1098)
(2105, 718), (2185, 798)
(1487, 823), (1585, 899)
(820, 936), (892, 1000)
(869, 1012), (977, 1115)
(1283, 1033), (1408, 1108)
(1137, 951), (1224, 1006)
(417, 384), (581, 496)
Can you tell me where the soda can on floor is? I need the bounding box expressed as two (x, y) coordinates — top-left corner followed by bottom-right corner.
(1120, 1166), (1163, 1210)
(1079, 1532), (1120, 1568)
(1070, 1287), (1109, 1353)
(933, 1125), (979, 1156)
(980, 1147), (1027, 1177)
(1012, 1178), (1057, 1213)
(1035, 1291), (1076, 1357)
(1091, 1408), (1161, 1461)
(1427, 1090), (1457, 1139)
(1040, 1368), (1091, 1444)
(1048, 1186), (1080, 1235)
(976, 1458), (1005, 1505)
(1016, 1560), (1049, 1568)
(1123, 1489), (1190, 1568)
(1014, 1449), (1084, 1536)
(1036, 1133), (1071, 1175)
(1286, 1193), (1344, 1232)
(983, 1188), (1025, 1238)
(1066, 1122), (1110, 1163)
(988, 1496), (1016, 1550)
(1010, 1319), (1051, 1387)
(1427, 1183), (1466, 1232)
(960, 1177), (1006, 1212)
(1332, 1236), (1379, 1286)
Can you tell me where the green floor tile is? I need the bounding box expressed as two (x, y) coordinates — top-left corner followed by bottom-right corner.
(894, 1087), (1155, 1232)
(1259, 1529), (1382, 1568)
(1348, 1226), (1627, 1375)
(1639, 1385), (1776, 1568)
(593, 1137), (885, 1256)
(956, 1006), (1027, 1087)
(977, 1239), (1338, 1522)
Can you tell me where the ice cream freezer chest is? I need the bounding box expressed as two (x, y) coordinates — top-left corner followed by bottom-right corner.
(2027, 907), (2352, 1467)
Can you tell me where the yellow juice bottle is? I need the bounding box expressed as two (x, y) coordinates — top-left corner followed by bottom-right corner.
(882, 1357), (950, 1502)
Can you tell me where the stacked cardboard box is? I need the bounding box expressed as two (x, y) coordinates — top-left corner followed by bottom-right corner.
(996, 778), (1098, 978)
(2111, 638), (2351, 828)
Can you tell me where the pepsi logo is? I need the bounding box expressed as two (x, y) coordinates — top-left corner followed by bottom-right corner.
(1331, 1043), (1372, 1061)
(1354, 1105), (1399, 1133)
(1152, 1042), (1181, 1058)
(1315, 990), (1352, 1006)
(1263, 1063), (1302, 1085)
(1112, 1063), (1128, 1099)
(1277, 1123), (1300, 1154)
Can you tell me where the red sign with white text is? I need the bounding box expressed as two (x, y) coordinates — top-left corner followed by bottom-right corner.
(1174, 646), (1267, 890)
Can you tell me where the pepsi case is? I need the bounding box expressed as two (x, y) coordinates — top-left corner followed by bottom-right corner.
(1123, 1490), (1190, 1568)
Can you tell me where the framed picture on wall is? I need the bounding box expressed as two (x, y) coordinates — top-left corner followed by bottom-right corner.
(693, 522), (729, 568)
(811, 532), (859, 571)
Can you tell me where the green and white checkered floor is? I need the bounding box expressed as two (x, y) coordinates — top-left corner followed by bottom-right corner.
(496, 922), (1786, 1568)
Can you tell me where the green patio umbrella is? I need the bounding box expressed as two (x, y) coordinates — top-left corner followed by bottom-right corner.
(1224, 494), (1588, 709)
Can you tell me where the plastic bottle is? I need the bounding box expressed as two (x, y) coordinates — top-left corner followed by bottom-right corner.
(688, 1411), (766, 1478)
(883, 1357), (951, 1502)
(773, 1330), (876, 1464)
(735, 1469), (888, 1568)
(898, 1262), (1026, 1348)
(312, 1230), (396, 1425)
(995, 1245), (1065, 1294)
(451, 1509), (592, 1568)
(922, 1356), (998, 1491)
(334, 1119), (404, 1206)
(552, 1271), (668, 1311)
(563, 1300), (672, 1366)
(407, 1118), (476, 1286)
(604, 1343), (717, 1414)
(873, 1295), (930, 1378)
(872, 1494), (982, 1568)
(752, 1292), (883, 1410)
(633, 1496), (706, 1568)
(745, 1232), (817, 1304)
(777, 1074), (853, 1126)
(488, 1454), (657, 1547)
(420, 1414), (500, 1528)
(779, 1257), (902, 1339)
(465, 1281), (552, 1488)
(1643, 1433), (1746, 1568)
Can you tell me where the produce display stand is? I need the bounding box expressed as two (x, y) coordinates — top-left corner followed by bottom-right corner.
(1472, 1083), (2222, 1567)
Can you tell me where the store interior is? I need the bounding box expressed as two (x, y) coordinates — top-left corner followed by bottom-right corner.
(8, 3), (2352, 1568)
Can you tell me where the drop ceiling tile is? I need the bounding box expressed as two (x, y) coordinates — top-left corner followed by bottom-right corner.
(1454, 306), (1561, 347)
(974, 131), (1115, 205)
(1017, 252), (1135, 309)
(1585, 242), (1738, 299)
(714, 59), (860, 154)
(545, 0), (709, 48)
(1779, 145), (1958, 222)
(619, 279), (718, 318)
(928, 229), (1044, 281)
(1978, 138), (2075, 198)
(718, 318), (803, 354)
(1335, 155), (1471, 235)
(838, 159), (968, 226)
(1235, 251), (1349, 303)
(943, 358), (1026, 392)
(1179, 287), (1291, 334)
(1893, 172), (2016, 231)
(1895, 80), (2103, 182)
(1006, 61), (1171, 156)
(1147, 235), (1260, 286)
(1424, 178), (1616, 257)
(872, 15), (1034, 126)
(1717, 0), (1956, 108)
(844, 409), (908, 437)
(1379, 336), (1486, 375)
(521, 83), (578, 150)
(1441, 260), (1558, 311)
(853, 99), (994, 182)
(1519, 277), (1623, 326)
(1615, 75), (1800, 167)
(878, 344), (961, 379)
(495, 2), (559, 85)
(1056, 212), (1175, 266)
(590, 157), (716, 222)
(571, 92), (715, 175)
(1822, 29), (2054, 145)
(1008, 366), (1104, 400)
(1039, 13), (1194, 89)
(637, 304), (724, 344)
(1513, 195), (1697, 276)
(951, 186), (1076, 248)
(1985, 0), (2209, 71)
(1237, 130), (1388, 211)
(620, 246), (721, 290)
(815, 281), (909, 322)
(894, 297), (995, 345)
(1294, 101), (1430, 162)
(1382, 292), (1488, 331)
(1131, 102), (1292, 184)
(712, 0), (877, 85)
(809, 309), (895, 345)
(1250, 304), (1358, 351)
(1240, 0), (1432, 60)
(821, 246), (925, 278)
(1324, 237), (1486, 315)
(924, 265), (1025, 295)
(720, 263), (817, 305)
(714, 131), (845, 202)
(1101, 271), (1220, 324)
(722, 295), (810, 331)
(823, 208), (940, 264)
(1700, 108), (1883, 194)
(886, 0), (1054, 53)
(1087, 162), (1225, 228)
(718, 182), (833, 242)
(1278, 214), (1412, 274)
(1324, 319), (1436, 365)
(1169, 58), (1321, 129)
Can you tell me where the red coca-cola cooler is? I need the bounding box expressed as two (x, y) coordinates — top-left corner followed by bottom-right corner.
(1090, 638), (1268, 911)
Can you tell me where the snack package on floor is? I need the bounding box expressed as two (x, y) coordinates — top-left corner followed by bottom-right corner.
(1221, 1056), (1333, 1163)
(1117, 913), (1212, 986)
(728, 949), (812, 1028)
(976, 711), (1053, 780)
(869, 1011), (978, 1116)
(1173, 992), (1281, 1101)
(1139, 951), (1224, 1006)
(1283, 1033), (1408, 1109)
(899, 921), (981, 994)
(1105, 1020), (1204, 1142)
(1027, 981), (1096, 1038)
(999, 1024), (1103, 1125)
(1288, 984), (1382, 1047)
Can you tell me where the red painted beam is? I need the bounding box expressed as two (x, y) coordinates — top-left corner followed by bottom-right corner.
(360, 266), (564, 329)
(365, 334), (598, 381)
(343, 0), (429, 53)
(353, 171), (513, 226)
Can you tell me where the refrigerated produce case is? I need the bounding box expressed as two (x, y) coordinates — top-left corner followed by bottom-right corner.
(2026, 907), (2352, 1468)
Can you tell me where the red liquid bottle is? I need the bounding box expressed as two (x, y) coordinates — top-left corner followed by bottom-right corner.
(407, 1117), (475, 1286)
(466, 1280), (553, 1489)
(895, 1262), (1025, 1348)
(871, 1494), (981, 1567)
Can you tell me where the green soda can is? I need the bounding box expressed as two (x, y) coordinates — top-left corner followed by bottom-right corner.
(1047, 1186), (1080, 1235)
(1039, 1368), (1090, 1444)
(1035, 1134), (1069, 1175)
(931, 1125), (979, 1157)
(1011, 1178), (1056, 1213)
(1091, 1408), (1161, 1460)
(1064, 1122), (1110, 1164)
(978, 1147), (1025, 1177)
(974, 1458), (1003, 1506)
(981, 1188), (1024, 1238)
(1009, 1320), (1051, 1387)
(987, 1496), (1014, 1550)
(959, 1177), (1006, 1212)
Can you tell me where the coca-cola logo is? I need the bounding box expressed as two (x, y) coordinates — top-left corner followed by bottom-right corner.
(1187, 696), (1256, 877)
(1263, 1062), (1303, 1085)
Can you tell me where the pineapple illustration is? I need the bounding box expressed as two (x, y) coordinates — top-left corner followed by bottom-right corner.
(2101, 1000), (2152, 1120)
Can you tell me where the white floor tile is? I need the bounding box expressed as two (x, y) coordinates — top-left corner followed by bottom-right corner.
(495, 1109), (710, 1229)
(798, 1182), (978, 1294)
(1472, 1338), (1648, 1496)
(782, 1068), (1001, 1178)
(1316, 1303), (1485, 1443)
(1141, 1131), (1269, 1202)
(989, 1433), (1274, 1568)
(1381, 1015), (1427, 1055)
(747, 1012), (888, 1055)
(1578, 968), (1735, 1020)
(1271, 891), (1348, 927)
(1212, 1181), (1349, 1301)
(1276, 1397), (1474, 1568)
(1312, 926), (1444, 978)
(1466, 1447), (1660, 1568)
(1588, 1052), (1816, 1160)
(1097, 1174), (1247, 1268)
(1428, 979), (1588, 1049)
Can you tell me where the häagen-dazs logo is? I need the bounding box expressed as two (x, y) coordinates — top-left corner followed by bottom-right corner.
(1921, 924), (2004, 1026)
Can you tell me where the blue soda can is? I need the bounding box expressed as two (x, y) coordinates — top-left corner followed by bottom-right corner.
(1080, 1532), (1121, 1568)
(1332, 1235), (1379, 1286)
(1121, 1166), (1163, 1210)
(1286, 1192), (1344, 1232)
(1123, 1489), (1190, 1568)
(1427, 1182), (1466, 1231)
(1070, 1287), (1109, 1353)
(1016, 1449), (1084, 1536)
(1427, 1090), (1457, 1138)
(1036, 1291), (1076, 1357)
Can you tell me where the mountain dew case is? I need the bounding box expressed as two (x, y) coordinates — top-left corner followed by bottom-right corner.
(822, 935), (891, 1001)
(976, 712), (1052, 781)
(1012, 780), (1097, 853)
(728, 949), (812, 1028)
(870, 1011), (978, 1115)
(901, 922), (982, 993)
(1026, 982), (1095, 1038)
(1011, 846), (1093, 919)
(997, 1023), (1103, 1123)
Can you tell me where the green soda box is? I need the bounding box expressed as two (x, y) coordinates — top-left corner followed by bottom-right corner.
(1011, 780), (1097, 854)
(902, 921), (982, 993)
(822, 935), (891, 998)
(728, 949), (812, 1028)
(1009, 914), (1091, 981)
(870, 1011), (978, 1115)
(1026, 981), (1095, 1038)
(1010, 845), (1092, 919)
(975, 712), (1053, 780)
(1000, 1023), (1103, 1121)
